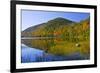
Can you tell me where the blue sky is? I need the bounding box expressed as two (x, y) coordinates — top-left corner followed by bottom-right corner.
(21, 10), (90, 31)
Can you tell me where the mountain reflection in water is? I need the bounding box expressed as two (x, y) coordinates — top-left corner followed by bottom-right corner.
(21, 44), (89, 63)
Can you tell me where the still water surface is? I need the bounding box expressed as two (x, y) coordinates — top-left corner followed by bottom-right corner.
(21, 44), (88, 63)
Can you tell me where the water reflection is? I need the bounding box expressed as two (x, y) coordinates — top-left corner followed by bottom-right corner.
(21, 41), (89, 63)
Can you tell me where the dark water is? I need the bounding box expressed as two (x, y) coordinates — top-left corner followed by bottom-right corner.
(21, 44), (89, 63)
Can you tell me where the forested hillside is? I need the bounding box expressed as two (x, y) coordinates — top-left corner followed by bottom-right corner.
(21, 17), (90, 56)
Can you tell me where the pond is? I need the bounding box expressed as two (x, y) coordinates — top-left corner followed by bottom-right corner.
(21, 38), (89, 63)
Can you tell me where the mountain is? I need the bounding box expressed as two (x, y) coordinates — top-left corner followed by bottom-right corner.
(22, 17), (75, 37)
(21, 17), (90, 56)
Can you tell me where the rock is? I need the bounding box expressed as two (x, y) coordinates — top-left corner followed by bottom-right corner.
(76, 43), (80, 47)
